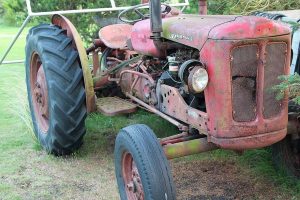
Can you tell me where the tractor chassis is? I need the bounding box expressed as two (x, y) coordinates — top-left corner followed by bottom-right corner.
(51, 13), (293, 160)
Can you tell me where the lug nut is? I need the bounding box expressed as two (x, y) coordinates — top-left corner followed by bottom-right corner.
(127, 182), (134, 191)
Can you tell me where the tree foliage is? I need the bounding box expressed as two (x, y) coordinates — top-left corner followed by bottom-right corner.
(207, 0), (299, 15)
(1, 0), (299, 42)
(273, 74), (300, 105)
(0, 0), (27, 26)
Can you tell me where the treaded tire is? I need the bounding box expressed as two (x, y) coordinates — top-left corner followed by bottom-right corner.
(25, 24), (87, 155)
(114, 124), (176, 200)
(272, 101), (300, 179)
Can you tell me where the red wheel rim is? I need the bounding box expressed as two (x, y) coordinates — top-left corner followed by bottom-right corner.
(30, 52), (49, 133)
(122, 151), (144, 200)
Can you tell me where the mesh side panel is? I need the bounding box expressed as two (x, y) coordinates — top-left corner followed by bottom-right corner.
(231, 45), (258, 77)
(263, 43), (286, 119)
(231, 45), (258, 122)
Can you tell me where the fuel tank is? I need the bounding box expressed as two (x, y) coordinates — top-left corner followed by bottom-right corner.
(130, 15), (290, 56)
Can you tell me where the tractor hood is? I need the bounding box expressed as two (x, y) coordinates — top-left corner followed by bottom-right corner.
(161, 15), (291, 50)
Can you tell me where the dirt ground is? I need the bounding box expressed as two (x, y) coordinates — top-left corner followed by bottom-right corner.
(0, 65), (297, 200)
(172, 160), (288, 200)
(1, 147), (292, 200)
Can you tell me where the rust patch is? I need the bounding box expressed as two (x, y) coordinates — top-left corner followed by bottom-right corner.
(160, 84), (208, 132)
(30, 52), (49, 133)
(121, 151), (144, 199)
(210, 128), (287, 150)
(99, 24), (133, 49)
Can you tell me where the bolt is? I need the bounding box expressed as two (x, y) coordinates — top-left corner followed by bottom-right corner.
(35, 82), (41, 88)
(132, 179), (138, 193)
(127, 182), (134, 191)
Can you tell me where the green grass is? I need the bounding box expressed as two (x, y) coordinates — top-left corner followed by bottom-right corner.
(1, 24), (300, 199)
(0, 25), (31, 61)
(0, 24), (178, 199)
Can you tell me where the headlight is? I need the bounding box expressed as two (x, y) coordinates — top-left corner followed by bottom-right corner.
(188, 67), (208, 93)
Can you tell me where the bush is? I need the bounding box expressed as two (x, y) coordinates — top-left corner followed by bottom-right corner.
(31, 0), (142, 44)
(1, 0), (300, 42)
(273, 74), (300, 105)
(207, 0), (299, 15)
(1, 0), (27, 26)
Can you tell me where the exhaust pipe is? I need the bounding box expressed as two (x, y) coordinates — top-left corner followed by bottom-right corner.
(199, 0), (207, 15)
(150, 0), (162, 40)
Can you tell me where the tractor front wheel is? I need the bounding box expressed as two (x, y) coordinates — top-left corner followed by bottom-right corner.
(272, 102), (300, 179)
(25, 24), (87, 155)
(114, 124), (176, 200)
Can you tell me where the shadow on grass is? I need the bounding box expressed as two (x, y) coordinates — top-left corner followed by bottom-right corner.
(71, 109), (178, 158)
(30, 107), (300, 199)
(179, 147), (300, 198)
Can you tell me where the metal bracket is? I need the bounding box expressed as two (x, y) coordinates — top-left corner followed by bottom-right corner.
(52, 14), (96, 113)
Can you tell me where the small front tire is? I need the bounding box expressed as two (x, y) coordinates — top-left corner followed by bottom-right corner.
(114, 124), (176, 200)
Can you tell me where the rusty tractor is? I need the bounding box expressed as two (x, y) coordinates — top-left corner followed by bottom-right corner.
(25, 0), (299, 199)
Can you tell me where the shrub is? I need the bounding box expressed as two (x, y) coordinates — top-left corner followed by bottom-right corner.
(273, 74), (300, 105)
(1, 0), (27, 26)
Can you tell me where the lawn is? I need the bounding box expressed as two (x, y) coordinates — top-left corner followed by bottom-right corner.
(0, 24), (300, 199)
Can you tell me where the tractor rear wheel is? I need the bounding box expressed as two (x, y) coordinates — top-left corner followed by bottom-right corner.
(272, 102), (300, 179)
(25, 24), (87, 155)
(114, 124), (176, 200)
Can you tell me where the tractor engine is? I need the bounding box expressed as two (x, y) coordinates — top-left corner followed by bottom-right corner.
(118, 14), (292, 150)
(89, 0), (292, 151)
(118, 48), (203, 110)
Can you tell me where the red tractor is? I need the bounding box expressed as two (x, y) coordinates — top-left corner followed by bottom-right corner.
(25, 0), (298, 199)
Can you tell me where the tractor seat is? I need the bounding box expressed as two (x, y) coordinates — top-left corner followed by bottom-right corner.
(99, 24), (133, 49)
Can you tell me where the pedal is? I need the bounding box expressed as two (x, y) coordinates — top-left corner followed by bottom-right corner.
(96, 97), (137, 116)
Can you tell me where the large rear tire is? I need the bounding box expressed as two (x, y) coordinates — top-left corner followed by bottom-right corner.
(114, 124), (176, 200)
(25, 24), (87, 155)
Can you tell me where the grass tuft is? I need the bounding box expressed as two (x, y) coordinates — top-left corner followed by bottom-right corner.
(7, 73), (38, 144)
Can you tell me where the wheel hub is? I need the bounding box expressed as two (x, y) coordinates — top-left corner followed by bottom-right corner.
(122, 152), (144, 200)
(30, 52), (49, 133)
(33, 67), (49, 118)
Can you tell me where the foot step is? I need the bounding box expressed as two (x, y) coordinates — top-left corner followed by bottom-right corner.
(96, 97), (137, 116)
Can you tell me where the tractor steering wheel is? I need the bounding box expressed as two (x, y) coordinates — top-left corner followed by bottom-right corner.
(118, 3), (172, 24)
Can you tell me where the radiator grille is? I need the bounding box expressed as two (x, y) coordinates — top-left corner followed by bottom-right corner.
(231, 45), (258, 122)
(263, 42), (287, 118)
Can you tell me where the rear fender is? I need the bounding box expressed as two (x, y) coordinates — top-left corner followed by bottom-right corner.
(52, 14), (96, 113)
